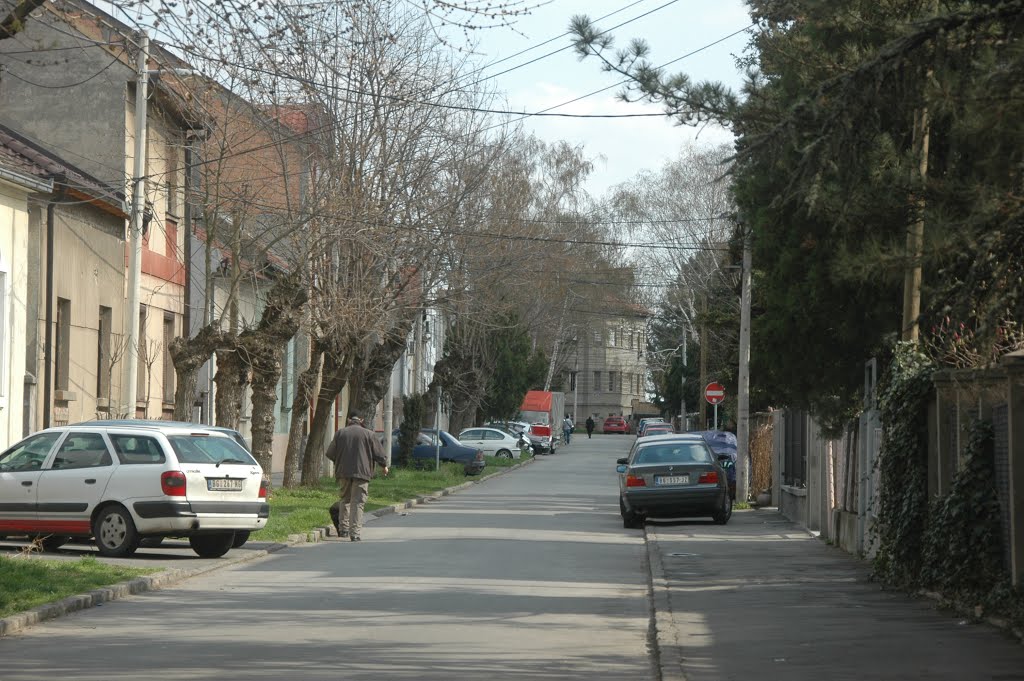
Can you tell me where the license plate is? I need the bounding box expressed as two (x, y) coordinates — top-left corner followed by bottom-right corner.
(656, 475), (689, 486)
(207, 478), (243, 491)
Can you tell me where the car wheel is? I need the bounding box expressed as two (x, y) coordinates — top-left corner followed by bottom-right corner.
(713, 495), (733, 525)
(496, 449), (513, 459)
(139, 537), (165, 548)
(92, 505), (140, 557)
(232, 530), (251, 548)
(620, 497), (643, 529)
(189, 532), (236, 558)
(40, 535), (70, 552)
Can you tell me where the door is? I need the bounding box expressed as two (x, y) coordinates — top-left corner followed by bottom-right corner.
(0, 432), (62, 534)
(460, 429), (486, 452)
(36, 431), (118, 535)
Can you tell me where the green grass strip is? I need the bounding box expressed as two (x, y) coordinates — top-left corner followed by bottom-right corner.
(254, 452), (531, 542)
(0, 554), (156, 619)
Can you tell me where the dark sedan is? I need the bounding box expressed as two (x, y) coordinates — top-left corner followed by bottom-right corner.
(616, 434), (732, 528)
(391, 429), (485, 476)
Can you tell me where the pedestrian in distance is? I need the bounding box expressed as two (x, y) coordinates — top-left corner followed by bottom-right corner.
(563, 414), (574, 445)
(585, 416), (595, 439)
(326, 412), (389, 541)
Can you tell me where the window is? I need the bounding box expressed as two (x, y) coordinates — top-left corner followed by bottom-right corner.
(634, 443), (713, 465)
(166, 434), (257, 465)
(163, 312), (175, 403)
(483, 430), (504, 441)
(52, 432), (113, 469)
(137, 305), (147, 400)
(610, 328), (617, 347)
(109, 434), (166, 464)
(608, 371), (616, 392)
(593, 329), (602, 344)
(593, 371), (601, 392)
(97, 306), (112, 400)
(628, 332), (634, 350)
(55, 298), (71, 391)
(0, 432), (61, 471)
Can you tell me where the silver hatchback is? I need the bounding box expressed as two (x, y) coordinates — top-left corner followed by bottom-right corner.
(616, 434), (733, 528)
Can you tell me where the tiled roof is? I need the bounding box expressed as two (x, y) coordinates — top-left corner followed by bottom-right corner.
(0, 122), (124, 208)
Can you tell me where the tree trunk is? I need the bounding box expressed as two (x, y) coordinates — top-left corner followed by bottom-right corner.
(240, 274), (308, 476)
(283, 346), (323, 488)
(169, 324), (226, 421)
(248, 353), (281, 475)
(214, 347), (247, 429)
(300, 349), (350, 485)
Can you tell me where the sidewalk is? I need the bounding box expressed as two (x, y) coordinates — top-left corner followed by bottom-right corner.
(645, 509), (1024, 681)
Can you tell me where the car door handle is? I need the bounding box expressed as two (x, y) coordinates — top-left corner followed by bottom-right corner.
(84, 479), (97, 484)
(21, 481), (33, 487)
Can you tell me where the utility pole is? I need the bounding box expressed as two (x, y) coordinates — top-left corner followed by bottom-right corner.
(737, 230), (752, 503)
(679, 332), (687, 432)
(412, 312), (422, 393)
(122, 31), (149, 418)
(698, 294), (708, 430)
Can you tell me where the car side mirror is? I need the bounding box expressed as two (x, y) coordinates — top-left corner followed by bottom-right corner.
(616, 464), (627, 474)
(616, 457), (628, 465)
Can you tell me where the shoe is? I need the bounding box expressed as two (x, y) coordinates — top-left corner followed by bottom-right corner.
(338, 530), (349, 538)
(350, 535), (361, 542)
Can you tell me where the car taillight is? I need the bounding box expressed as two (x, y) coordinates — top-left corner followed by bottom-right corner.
(475, 450), (484, 461)
(626, 474), (646, 487)
(161, 471), (187, 497)
(259, 480), (269, 499)
(698, 471), (719, 484)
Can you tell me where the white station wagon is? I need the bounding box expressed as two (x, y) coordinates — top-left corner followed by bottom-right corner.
(0, 423), (268, 558)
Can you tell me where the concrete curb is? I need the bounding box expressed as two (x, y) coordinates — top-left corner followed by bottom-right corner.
(643, 525), (687, 681)
(0, 540), (290, 638)
(0, 454), (540, 638)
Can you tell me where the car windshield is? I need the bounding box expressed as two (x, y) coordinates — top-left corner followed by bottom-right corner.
(633, 443), (713, 465)
(166, 435), (258, 465)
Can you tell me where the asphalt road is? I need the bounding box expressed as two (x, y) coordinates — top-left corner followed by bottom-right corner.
(0, 434), (654, 681)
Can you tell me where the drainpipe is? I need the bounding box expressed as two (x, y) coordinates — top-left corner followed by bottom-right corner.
(42, 201), (55, 428)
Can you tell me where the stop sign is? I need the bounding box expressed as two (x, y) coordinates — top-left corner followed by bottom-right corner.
(704, 382), (726, 405)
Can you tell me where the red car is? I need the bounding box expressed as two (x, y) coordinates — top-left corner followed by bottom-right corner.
(603, 416), (630, 434)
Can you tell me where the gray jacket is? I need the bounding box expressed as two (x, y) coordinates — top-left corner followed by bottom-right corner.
(325, 424), (388, 481)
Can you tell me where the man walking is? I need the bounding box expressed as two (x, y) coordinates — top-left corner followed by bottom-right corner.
(562, 415), (574, 445)
(326, 413), (389, 541)
(585, 416), (595, 439)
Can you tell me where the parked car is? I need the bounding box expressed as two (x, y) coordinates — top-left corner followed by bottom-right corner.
(691, 430), (739, 500)
(616, 433), (732, 528)
(458, 427), (527, 459)
(524, 423), (557, 454)
(391, 429), (486, 475)
(637, 418), (664, 435)
(89, 420), (256, 547)
(602, 416), (629, 434)
(0, 423), (269, 558)
(639, 422), (674, 438)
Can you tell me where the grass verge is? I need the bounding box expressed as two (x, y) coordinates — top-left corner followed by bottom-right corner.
(0, 554), (156, 619)
(254, 453), (531, 543)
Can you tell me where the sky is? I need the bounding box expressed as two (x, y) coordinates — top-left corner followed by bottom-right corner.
(465, 0), (752, 199)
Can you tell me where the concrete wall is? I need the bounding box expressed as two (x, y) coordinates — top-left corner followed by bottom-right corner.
(0, 182), (29, 449)
(0, 13), (131, 187)
(31, 202), (126, 427)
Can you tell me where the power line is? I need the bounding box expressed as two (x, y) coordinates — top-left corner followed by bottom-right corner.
(482, 23), (755, 131)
